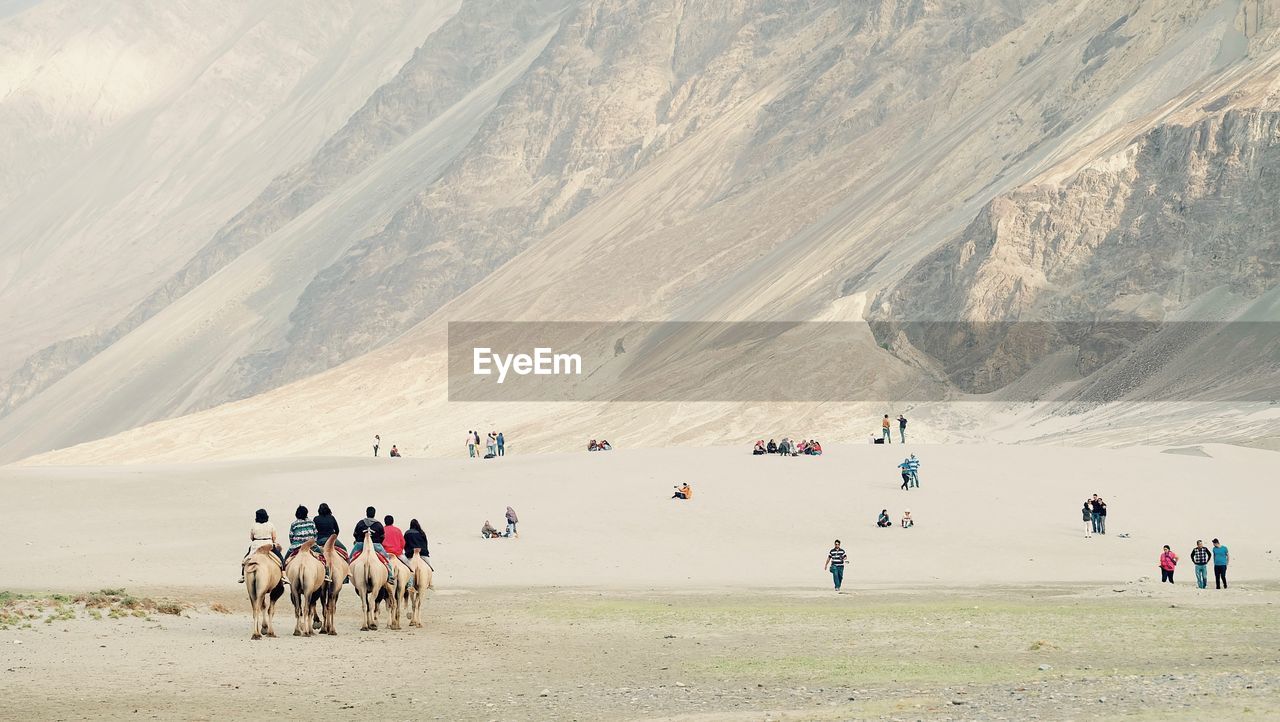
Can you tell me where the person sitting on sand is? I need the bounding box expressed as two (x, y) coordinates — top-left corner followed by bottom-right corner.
(482, 520), (502, 538)
(599, 439), (612, 450)
(389, 445), (401, 457)
(588, 439), (599, 451)
(809, 440), (822, 455)
(901, 510), (914, 528)
(753, 440), (766, 455)
(767, 439), (778, 454)
(672, 483), (692, 500)
(240, 508), (284, 583)
(796, 439), (807, 454)
(283, 505), (316, 565)
(877, 510), (892, 528)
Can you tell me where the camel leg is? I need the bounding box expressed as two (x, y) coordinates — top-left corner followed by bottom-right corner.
(265, 591), (279, 638)
(291, 586), (304, 636)
(324, 588), (338, 635)
(250, 588), (262, 640)
(389, 585), (401, 631)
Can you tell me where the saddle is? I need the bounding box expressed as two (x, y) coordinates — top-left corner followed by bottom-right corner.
(348, 549), (391, 575)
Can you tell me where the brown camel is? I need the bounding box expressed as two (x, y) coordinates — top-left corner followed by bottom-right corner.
(405, 549), (434, 628)
(380, 554), (410, 631)
(285, 540), (325, 637)
(319, 534), (348, 636)
(243, 544), (284, 640)
(349, 530), (390, 631)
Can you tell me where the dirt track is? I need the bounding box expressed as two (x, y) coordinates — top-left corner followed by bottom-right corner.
(4, 584), (1278, 720)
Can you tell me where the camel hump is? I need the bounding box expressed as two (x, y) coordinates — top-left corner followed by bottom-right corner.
(299, 539), (315, 552)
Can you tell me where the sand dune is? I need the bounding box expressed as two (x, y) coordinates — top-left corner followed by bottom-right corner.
(3, 443), (1275, 593)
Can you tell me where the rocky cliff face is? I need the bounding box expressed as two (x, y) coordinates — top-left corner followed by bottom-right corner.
(872, 102), (1280, 393)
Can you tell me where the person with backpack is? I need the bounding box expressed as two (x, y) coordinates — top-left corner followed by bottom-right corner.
(1190, 540), (1211, 588)
(1159, 545), (1178, 584)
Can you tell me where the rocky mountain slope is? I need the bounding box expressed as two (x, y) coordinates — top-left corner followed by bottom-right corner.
(2, 0), (1278, 464)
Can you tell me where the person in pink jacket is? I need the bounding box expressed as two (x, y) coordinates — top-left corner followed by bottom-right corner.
(1159, 545), (1179, 584)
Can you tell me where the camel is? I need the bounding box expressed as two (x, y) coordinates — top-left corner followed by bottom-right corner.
(381, 554), (411, 631)
(319, 534), (349, 636)
(243, 544), (284, 640)
(349, 530), (390, 631)
(405, 549), (434, 628)
(285, 540), (325, 637)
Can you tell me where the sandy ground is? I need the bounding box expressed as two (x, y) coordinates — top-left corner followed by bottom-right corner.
(2, 443), (1278, 720)
(1, 443), (1277, 591)
(2, 585), (1278, 721)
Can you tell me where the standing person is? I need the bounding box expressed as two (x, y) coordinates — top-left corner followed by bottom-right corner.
(467, 431), (476, 458)
(373, 434), (380, 457)
(882, 415), (892, 443)
(898, 458), (912, 490)
(907, 454), (920, 488)
(1212, 538), (1229, 589)
(383, 515), (406, 566)
(897, 414), (907, 443)
(497, 431), (505, 457)
(1089, 495), (1102, 534)
(1096, 496), (1107, 534)
(1081, 501), (1093, 538)
(1190, 540), (1211, 589)
(824, 540), (847, 591)
(505, 506), (519, 538)
(486, 431), (497, 458)
(1159, 545), (1178, 584)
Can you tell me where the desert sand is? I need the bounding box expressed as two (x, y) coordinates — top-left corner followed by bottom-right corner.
(3, 442), (1276, 592)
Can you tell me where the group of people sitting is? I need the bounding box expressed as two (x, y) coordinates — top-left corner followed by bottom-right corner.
(876, 508), (913, 528)
(587, 439), (613, 451)
(481, 506), (520, 538)
(753, 438), (822, 456)
(242, 505), (430, 583)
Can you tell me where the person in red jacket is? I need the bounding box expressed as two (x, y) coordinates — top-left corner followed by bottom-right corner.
(383, 515), (408, 567)
(1159, 545), (1179, 584)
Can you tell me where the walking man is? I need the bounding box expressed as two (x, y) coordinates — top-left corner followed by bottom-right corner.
(897, 414), (907, 443)
(882, 415), (892, 443)
(497, 431), (505, 457)
(824, 539), (847, 591)
(1212, 538), (1229, 589)
(1190, 540), (1211, 589)
(373, 434), (380, 457)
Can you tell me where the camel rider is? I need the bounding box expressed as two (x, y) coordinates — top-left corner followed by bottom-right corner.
(383, 515), (408, 567)
(312, 503), (345, 550)
(351, 506), (393, 581)
(283, 505), (316, 565)
(404, 519), (432, 570)
(240, 508), (284, 584)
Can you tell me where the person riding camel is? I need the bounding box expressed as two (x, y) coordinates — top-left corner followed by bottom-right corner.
(404, 519), (432, 570)
(283, 505), (316, 565)
(351, 506), (393, 582)
(240, 508), (284, 583)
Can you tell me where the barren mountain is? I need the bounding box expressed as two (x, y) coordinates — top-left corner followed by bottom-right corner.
(3, 0), (1278, 464)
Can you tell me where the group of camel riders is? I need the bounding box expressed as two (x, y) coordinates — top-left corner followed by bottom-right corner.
(241, 504), (429, 584)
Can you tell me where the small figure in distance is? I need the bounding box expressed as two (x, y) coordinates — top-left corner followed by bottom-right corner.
(877, 509), (892, 528)
(671, 483), (692, 500)
(598, 439), (612, 450)
(882, 414), (892, 443)
(588, 439), (599, 451)
(389, 445), (401, 457)
(753, 439), (766, 455)
(481, 520), (502, 538)
(373, 434), (380, 457)
(900, 509), (914, 528)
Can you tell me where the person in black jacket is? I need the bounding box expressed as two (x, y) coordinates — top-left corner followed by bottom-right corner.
(313, 503), (343, 548)
(352, 506), (386, 555)
(404, 519), (431, 569)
